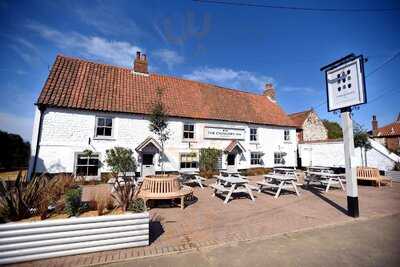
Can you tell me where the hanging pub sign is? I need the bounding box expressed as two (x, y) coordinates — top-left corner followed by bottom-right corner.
(204, 126), (245, 140)
(321, 54), (367, 112)
(320, 53), (368, 218)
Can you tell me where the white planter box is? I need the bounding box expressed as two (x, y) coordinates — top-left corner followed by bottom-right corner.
(386, 170), (400, 182)
(0, 212), (149, 264)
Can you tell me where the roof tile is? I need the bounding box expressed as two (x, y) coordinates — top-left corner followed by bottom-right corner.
(37, 55), (296, 127)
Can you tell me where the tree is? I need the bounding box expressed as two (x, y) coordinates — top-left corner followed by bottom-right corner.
(149, 87), (170, 174)
(105, 147), (137, 211)
(353, 123), (372, 167)
(0, 130), (30, 171)
(322, 120), (343, 139)
(199, 148), (222, 177)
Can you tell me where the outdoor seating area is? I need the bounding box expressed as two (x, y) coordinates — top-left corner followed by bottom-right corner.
(135, 166), (395, 208)
(1, 166), (398, 266)
(27, 175), (400, 267)
(211, 175), (255, 204)
(138, 175), (193, 210)
(178, 171), (206, 188)
(257, 169), (300, 198)
(305, 166), (346, 192)
(357, 166), (393, 187)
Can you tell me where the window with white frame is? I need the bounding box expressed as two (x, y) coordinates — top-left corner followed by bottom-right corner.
(183, 123), (195, 140)
(180, 153), (198, 169)
(95, 117), (113, 137)
(250, 128), (257, 142)
(250, 152), (263, 165)
(274, 152), (286, 165)
(217, 154), (223, 170)
(75, 153), (100, 177)
(284, 130), (290, 141)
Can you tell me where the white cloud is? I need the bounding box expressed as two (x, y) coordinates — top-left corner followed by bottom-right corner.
(6, 36), (41, 65)
(183, 67), (274, 92)
(0, 112), (33, 141)
(281, 86), (317, 94)
(153, 49), (184, 69)
(75, 3), (143, 37)
(27, 22), (143, 67)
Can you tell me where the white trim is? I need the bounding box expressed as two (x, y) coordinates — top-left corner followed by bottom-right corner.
(250, 127), (258, 142)
(94, 116), (115, 139)
(73, 152), (101, 180)
(182, 122), (196, 142)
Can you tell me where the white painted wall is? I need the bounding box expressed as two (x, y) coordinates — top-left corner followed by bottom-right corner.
(30, 107), (297, 175)
(299, 138), (400, 171)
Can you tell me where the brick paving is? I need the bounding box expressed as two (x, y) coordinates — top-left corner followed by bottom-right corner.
(9, 177), (400, 267)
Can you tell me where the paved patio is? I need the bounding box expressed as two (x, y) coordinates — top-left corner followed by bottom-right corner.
(13, 176), (400, 267)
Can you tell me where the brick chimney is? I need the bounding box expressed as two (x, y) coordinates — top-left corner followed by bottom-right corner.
(133, 51), (148, 74)
(372, 115), (378, 135)
(263, 83), (276, 102)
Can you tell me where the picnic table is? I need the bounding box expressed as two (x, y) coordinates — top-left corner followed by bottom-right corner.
(273, 167), (296, 173)
(256, 173), (300, 198)
(220, 170), (240, 177)
(178, 171), (206, 188)
(305, 171), (345, 192)
(307, 166), (333, 173)
(210, 176), (255, 204)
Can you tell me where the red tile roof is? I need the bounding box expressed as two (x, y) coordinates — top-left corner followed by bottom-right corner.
(37, 55), (296, 127)
(374, 122), (400, 137)
(225, 140), (246, 153)
(288, 109), (312, 128)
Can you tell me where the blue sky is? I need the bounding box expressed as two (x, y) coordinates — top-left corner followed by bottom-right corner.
(0, 0), (399, 141)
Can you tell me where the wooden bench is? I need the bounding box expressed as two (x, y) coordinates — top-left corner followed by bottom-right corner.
(357, 167), (392, 188)
(138, 175), (193, 209)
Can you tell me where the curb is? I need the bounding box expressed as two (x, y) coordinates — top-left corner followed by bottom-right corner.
(87, 212), (400, 266)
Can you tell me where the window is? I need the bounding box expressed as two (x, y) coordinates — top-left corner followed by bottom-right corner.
(75, 153), (100, 177)
(274, 152), (286, 165)
(95, 117), (113, 137)
(180, 153), (198, 169)
(183, 123), (195, 140)
(284, 130), (290, 141)
(250, 152), (262, 165)
(217, 154), (223, 170)
(250, 128), (257, 142)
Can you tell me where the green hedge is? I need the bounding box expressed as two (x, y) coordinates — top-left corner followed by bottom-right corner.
(199, 148), (222, 178)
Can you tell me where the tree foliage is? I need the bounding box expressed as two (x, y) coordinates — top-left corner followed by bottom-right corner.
(149, 87), (170, 173)
(0, 171), (49, 222)
(105, 147), (138, 212)
(64, 188), (88, 217)
(322, 120), (343, 139)
(353, 123), (372, 150)
(199, 148), (222, 173)
(0, 130), (30, 171)
(105, 147), (137, 175)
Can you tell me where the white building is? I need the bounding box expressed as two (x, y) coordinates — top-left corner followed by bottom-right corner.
(29, 53), (297, 179)
(298, 138), (400, 171)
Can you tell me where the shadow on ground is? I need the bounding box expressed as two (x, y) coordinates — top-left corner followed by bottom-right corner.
(303, 185), (348, 215)
(149, 215), (165, 244)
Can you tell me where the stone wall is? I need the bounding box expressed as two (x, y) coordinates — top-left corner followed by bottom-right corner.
(385, 136), (400, 151)
(302, 111), (328, 141)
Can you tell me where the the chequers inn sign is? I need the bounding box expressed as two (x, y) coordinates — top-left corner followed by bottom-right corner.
(204, 126), (245, 140)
